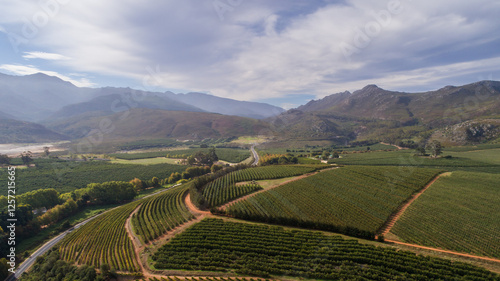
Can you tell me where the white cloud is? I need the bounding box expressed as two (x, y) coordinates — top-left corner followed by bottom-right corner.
(1, 0), (499, 103)
(23, 51), (69, 60)
(0, 64), (96, 87)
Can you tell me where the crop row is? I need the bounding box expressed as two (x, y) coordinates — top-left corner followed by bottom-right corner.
(58, 200), (141, 272)
(225, 166), (441, 238)
(142, 277), (272, 281)
(152, 219), (498, 280)
(132, 184), (194, 243)
(202, 165), (325, 207)
(391, 171), (500, 258)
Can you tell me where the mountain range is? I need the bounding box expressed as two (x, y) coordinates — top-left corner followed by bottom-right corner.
(0, 72), (499, 146)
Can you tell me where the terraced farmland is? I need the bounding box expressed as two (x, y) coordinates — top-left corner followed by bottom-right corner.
(202, 165), (326, 207)
(391, 171), (500, 258)
(152, 219), (498, 280)
(132, 184), (194, 243)
(226, 166), (441, 238)
(59, 184), (193, 271)
(59, 201), (141, 272)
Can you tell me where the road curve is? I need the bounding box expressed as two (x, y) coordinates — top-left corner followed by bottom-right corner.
(250, 145), (259, 166)
(5, 184), (181, 281)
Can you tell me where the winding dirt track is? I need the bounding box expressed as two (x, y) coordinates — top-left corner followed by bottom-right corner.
(218, 166), (337, 211)
(376, 173), (446, 238)
(385, 240), (500, 263)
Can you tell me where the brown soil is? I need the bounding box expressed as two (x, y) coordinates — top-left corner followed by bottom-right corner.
(376, 173), (447, 239)
(385, 239), (500, 263)
(218, 167), (337, 211)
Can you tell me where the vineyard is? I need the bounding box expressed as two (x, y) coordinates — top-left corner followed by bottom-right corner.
(202, 165), (326, 207)
(225, 166), (441, 238)
(391, 171), (500, 258)
(111, 148), (251, 163)
(58, 184), (192, 271)
(132, 184), (194, 243)
(0, 160), (186, 194)
(59, 200), (141, 272)
(152, 219), (498, 280)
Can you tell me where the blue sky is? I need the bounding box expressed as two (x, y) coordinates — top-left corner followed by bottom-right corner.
(1, 0), (500, 109)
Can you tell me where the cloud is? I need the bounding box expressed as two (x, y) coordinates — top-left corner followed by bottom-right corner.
(0, 64), (96, 87)
(1, 0), (499, 103)
(23, 51), (69, 60)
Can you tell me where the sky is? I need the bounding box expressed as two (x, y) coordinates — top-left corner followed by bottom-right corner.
(0, 0), (499, 109)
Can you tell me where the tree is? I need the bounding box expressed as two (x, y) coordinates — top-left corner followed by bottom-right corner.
(321, 151), (330, 160)
(332, 151), (340, 159)
(151, 177), (160, 187)
(427, 140), (442, 158)
(43, 146), (50, 157)
(0, 154), (10, 166)
(415, 146), (426, 156)
(130, 178), (145, 191)
(20, 151), (33, 167)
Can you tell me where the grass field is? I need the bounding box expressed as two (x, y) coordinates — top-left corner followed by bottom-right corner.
(225, 166), (441, 238)
(391, 171), (500, 258)
(152, 218), (498, 280)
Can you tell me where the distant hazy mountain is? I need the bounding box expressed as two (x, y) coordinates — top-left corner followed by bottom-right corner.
(0, 73), (283, 122)
(49, 108), (270, 140)
(0, 73), (94, 121)
(47, 91), (205, 121)
(0, 118), (69, 144)
(164, 92), (285, 119)
(0, 110), (15, 120)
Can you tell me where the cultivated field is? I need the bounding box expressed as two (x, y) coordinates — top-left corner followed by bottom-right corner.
(391, 171), (500, 258)
(132, 185), (194, 243)
(225, 166), (441, 238)
(152, 218), (497, 280)
(202, 165), (326, 207)
(111, 148), (251, 163)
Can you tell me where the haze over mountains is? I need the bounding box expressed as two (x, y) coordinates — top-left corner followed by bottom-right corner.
(0, 72), (499, 145)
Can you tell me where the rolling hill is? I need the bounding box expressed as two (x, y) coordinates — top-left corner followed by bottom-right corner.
(47, 108), (270, 140)
(164, 91), (285, 119)
(0, 118), (69, 144)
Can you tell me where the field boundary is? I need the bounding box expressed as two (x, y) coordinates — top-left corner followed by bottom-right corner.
(385, 239), (500, 264)
(217, 167), (337, 211)
(376, 172), (447, 239)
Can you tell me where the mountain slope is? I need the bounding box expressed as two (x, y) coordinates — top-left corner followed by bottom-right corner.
(49, 108), (270, 140)
(0, 73), (94, 121)
(274, 81), (500, 144)
(164, 92), (284, 119)
(47, 91), (204, 121)
(0, 119), (69, 143)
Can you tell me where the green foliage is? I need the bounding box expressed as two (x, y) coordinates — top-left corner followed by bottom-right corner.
(0, 160), (186, 195)
(112, 147), (250, 163)
(86, 181), (137, 204)
(37, 199), (78, 226)
(16, 188), (61, 209)
(18, 249), (103, 281)
(59, 200), (141, 272)
(0, 154), (10, 166)
(152, 219), (498, 280)
(226, 166), (441, 239)
(392, 171), (500, 258)
(202, 165), (325, 207)
(132, 185), (193, 243)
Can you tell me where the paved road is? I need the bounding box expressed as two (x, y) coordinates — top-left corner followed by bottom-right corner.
(5, 184), (181, 281)
(250, 145), (259, 166)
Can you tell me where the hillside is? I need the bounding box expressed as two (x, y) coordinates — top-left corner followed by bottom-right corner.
(0, 118), (69, 143)
(47, 108), (270, 140)
(164, 91), (285, 119)
(47, 92), (204, 121)
(275, 81), (500, 144)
